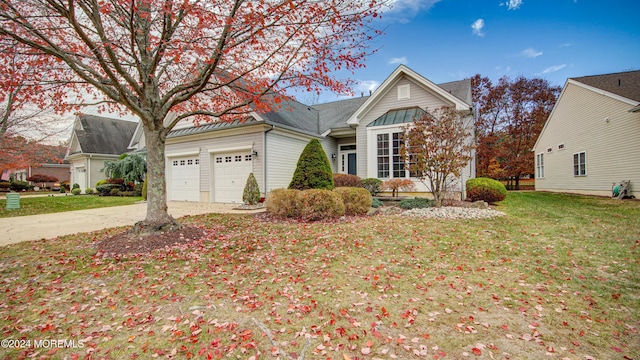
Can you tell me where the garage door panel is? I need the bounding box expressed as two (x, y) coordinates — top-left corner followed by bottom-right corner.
(213, 152), (252, 203)
(170, 157), (200, 201)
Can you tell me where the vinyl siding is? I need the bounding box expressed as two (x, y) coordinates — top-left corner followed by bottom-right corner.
(265, 130), (312, 192)
(534, 82), (640, 197)
(166, 127), (264, 201)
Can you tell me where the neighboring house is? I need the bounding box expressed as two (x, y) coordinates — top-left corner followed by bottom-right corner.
(65, 114), (139, 190)
(533, 70), (640, 198)
(163, 65), (475, 203)
(11, 163), (70, 184)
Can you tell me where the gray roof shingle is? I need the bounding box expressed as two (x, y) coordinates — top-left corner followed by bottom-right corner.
(76, 114), (138, 155)
(312, 96), (369, 133)
(572, 70), (640, 102)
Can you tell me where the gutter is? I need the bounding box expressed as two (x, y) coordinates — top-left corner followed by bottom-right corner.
(263, 124), (275, 198)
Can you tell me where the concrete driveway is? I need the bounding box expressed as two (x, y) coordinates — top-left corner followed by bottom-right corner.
(0, 201), (262, 246)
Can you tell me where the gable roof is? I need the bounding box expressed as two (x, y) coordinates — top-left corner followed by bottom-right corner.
(312, 96), (369, 133)
(571, 70), (640, 103)
(71, 114), (138, 155)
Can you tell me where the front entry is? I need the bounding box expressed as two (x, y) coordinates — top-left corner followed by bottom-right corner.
(339, 144), (357, 175)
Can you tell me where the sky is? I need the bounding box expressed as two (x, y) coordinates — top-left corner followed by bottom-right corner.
(315, 0), (640, 102)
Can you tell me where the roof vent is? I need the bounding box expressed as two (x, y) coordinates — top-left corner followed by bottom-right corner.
(618, 79), (621, 87)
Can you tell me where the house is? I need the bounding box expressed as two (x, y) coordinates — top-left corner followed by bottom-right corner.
(11, 164), (70, 184)
(533, 70), (640, 198)
(65, 114), (139, 190)
(163, 65), (475, 203)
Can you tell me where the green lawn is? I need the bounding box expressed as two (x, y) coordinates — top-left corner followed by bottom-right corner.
(0, 192), (638, 359)
(0, 195), (143, 218)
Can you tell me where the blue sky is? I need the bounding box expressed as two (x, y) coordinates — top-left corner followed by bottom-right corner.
(315, 0), (640, 102)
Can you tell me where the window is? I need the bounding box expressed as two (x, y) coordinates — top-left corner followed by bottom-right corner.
(187, 159), (193, 165)
(245, 155), (252, 161)
(173, 160), (178, 166)
(536, 153), (544, 178)
(546, 147), (552, 153)
(377, 134), (389, 178)
(573, 151), (586, 176)
(180, 160), (185, 166)
(397, 84), (410, 100)
(195, 159), (200, 165)
(235, 155), (242, 162)
(225, 156), (232, 163)
(558, 143), (565, 151)
(216, 157), (222, 163)
(377, 131), (406, 178)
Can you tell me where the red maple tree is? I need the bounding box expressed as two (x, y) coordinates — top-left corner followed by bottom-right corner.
(0, 0), (385, 234)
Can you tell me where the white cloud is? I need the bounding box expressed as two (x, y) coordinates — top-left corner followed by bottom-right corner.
(471, 19), (485, 37)
(539, 64), (567, 75)
(389, 57), (408, 65)
(501, 0), (523, 10)
(520, 48), (543, 58)
(382, 0), (442, 22)
(355, 80), (380, 96)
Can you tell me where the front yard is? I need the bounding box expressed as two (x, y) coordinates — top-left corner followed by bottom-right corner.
(0, 192), (638, 359)
(0, 195), (143, 218)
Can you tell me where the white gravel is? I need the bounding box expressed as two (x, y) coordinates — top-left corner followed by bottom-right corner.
(401, 206), (506, 220)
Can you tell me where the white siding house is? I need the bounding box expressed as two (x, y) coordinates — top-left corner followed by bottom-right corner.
(533, 70), (640, 198)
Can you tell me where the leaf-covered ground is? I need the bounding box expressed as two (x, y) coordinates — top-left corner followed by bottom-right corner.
(0, 192), (638, 359)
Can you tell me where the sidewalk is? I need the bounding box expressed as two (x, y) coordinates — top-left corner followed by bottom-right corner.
(0, 201), (262, 247)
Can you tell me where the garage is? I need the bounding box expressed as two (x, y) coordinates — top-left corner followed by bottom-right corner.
(213, 151), (253, 203)
(169, 156), (200, 201)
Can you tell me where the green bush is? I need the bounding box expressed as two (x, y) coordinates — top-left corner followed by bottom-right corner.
(333, 174), (362, 188)
(289, 139), (334, 190)
(96, 183), (122, 196)
(95, 179), (108, 187)
(466, 177), (507, 204)
(267, 189), (301, 218)
(10, 180), (30, 191)
(72, 183), (80, 190)
(333, 187), (371, 215)
(361, 178), (382, 196)
(61, 181), (71, 190)
(399, 197), (435, 209)
(109, 188), (120, 196)
(71, 188), (81, 195)
(0, 181), (10, 190)
(243, 173), (261, 205)
(85, 188), (95, 195)
(297, 189), (345, 221)
(371, 197), (383, 208)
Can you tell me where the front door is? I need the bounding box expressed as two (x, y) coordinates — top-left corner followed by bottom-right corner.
(339, 144), (357, 175)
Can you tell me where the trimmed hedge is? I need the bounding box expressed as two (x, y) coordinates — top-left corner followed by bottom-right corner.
(297, 189), (345, 221)
(71, 188), (82, 195)
(361, 178), (382, 196)
(371, 197), (383, 208)
(333, 187), (371, 215)
(243, 173), (261, 205)
(10, 180), (30, 191)
(333, 174), (362, 188)
(399, 197), (434, 210)
(266, 189), (301, 218)
(0, 181), (10, 190)
(289, 139), (334, 190)
(466, 177), (507, 204)
(96, 183), (122, 196)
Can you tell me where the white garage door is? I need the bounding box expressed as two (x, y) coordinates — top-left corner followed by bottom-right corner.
(170, 156), (200, 201)
(213, 152), (253, 203)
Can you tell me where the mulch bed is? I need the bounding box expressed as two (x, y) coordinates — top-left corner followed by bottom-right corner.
(95, 226), (207, 256)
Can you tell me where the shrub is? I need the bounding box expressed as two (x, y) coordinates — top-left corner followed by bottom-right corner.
(10, 180), (29, 191)
(26, 174), (58, 183)
(85, 188), (95, 195)
(59, 185), (66, 193)
(0, 181), (10, 190)
(333, 174), (362, 188)
(399, 197), (435, 210)
(71, 188), (82, 195)
(466, 177), (507, 204)
(109, 188), (121, 196)
(267, 189), (301, 218)
(362, 178), (382, 196)
(96, 179), (108, 187)
(96, 183), (122, 196)
(72, 183), (80, 190)
(371, 197), (383, 208)
(382, 179), (415, 197)
(333, 187), (371, 215)
(242, 173), (261, 205)
(288, 139), (334, 190)
(297, 189), (345, 221)
(61, 181), (71, 190)
(107, 178), (125, 185)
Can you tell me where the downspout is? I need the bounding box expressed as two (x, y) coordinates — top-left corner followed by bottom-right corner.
(263, 124), (275, 197)
(88, 154), (92, 189)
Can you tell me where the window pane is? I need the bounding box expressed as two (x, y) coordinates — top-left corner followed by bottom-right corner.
(377, 134), (389, 177)
(392, 132), (405, 178)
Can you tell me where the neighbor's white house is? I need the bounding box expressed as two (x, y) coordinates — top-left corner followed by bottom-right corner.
(533, 70), (640, 198)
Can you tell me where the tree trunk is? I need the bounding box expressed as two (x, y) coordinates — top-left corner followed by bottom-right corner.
(130, 125), (179, 236)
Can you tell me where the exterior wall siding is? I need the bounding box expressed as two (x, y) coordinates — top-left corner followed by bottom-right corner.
(534, 82), (640, 198)
(166, 127), (264, 201)
(264, 130), (313, 192)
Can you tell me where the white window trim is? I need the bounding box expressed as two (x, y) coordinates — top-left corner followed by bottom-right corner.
(367, 126), (408, 179)
(573, 151), (587, 177)
(536, 153), (544, 179)
(338, 143), (357, 175)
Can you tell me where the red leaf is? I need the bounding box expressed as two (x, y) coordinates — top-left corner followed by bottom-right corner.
(471, 347), (482, 355)
(611, 346), (623, 352)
